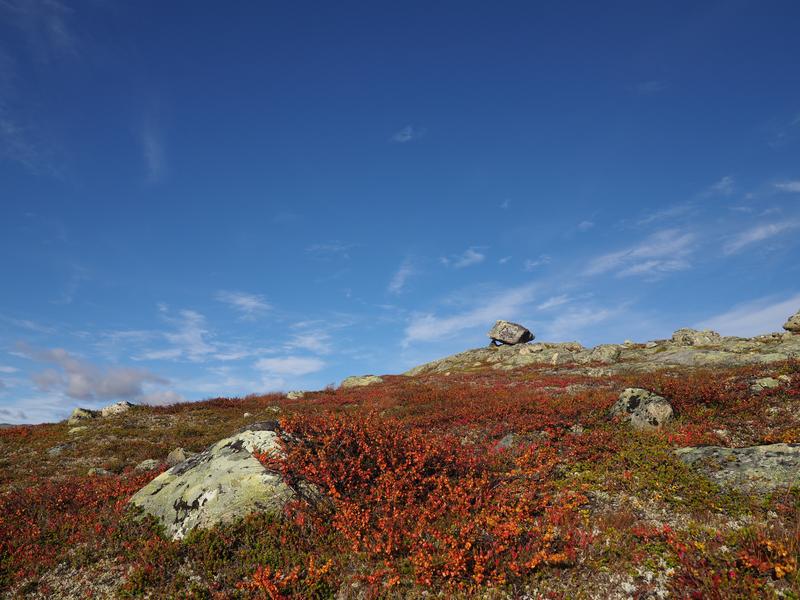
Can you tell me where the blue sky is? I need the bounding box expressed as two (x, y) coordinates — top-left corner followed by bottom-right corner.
(1, 1), (799, 423)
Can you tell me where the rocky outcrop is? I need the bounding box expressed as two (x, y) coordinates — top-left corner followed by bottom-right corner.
(675, 443), (800, 493)
(340, 375), (384, 389)
(404, 328), (800, 377)
(286, 390), (305, 400)
(671, 328), (722, 346)
(608, 388), (674, 430)
(488, 320), (534, 345)
(785, 309), (800, 333)
(129, 422), (315, 540)
(67, 408), (98, 425)
(100, 401), (134, 417)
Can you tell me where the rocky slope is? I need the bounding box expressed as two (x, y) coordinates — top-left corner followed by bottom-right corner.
(1, 316), (799, 599)
(405, 327), (800, 376)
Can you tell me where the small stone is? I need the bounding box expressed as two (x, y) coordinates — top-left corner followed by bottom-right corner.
(497, 433), (517, 449)
(340, 375), (384, 389)
(88, 467), (112, 476)
(751, 377), (782, 392)
(100, 401), (135, 417)
(783, 310), (800, 333)
(48, 442), (73, 456)
(286, 390), (305, 400)
(609, 388), (675, 430)
(243, 412), (252, 417)
(166, 447), (196, 467)
(68, 426), (89, 435)
(487, 320), (534, 345)
(135, 459), (160, 472)
(67, 407), (98, 425)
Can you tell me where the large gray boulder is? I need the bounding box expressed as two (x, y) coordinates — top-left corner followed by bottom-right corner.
(488, 320), (534, 345)
(675, 444), (800, 493)
(129, 422), (312, 540)
(608, 388), (674, 430)
(784, 310), (800, 333)
(340, 375), (383, 389)
(671, 328), (722, 346)
(100, 401), (135, 417)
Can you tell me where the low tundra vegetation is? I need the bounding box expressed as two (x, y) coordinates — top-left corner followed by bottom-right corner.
(0, 361), (798, 598)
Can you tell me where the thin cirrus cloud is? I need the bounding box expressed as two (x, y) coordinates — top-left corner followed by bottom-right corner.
(254, 356), (326, 377)
(141, 118), (165, 183)
(723, 221), (800, 255)
(774, 181), (800, 193)
(697, 292), (800, 337)
(441, 248), (486, 269)
(388, 259), (416, 294)
(583, 229), (695, 278)
(390, 125), (426, 143)
(215, 290), (271, 320)
(524, 255), (551, 271)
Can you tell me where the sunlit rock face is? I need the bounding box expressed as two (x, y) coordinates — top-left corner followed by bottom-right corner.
(129, 422), (312, 540)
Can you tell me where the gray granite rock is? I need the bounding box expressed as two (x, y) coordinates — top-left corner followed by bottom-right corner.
(488, 320), (534, 345)
(675, 443), (800, 493)
(608, 388), (674, 430)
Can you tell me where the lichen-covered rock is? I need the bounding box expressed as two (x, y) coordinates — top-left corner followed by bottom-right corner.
(587, 344), (622, 364)
(488, 320), (534, 345)
(340, 375), (383, 389)
(67, 408), (98, 425)
(129, 423), (311, 540)
(784, 310), (800, 333)
(88, 467), (112, 476)
(100, 401), (135, 417)
(675, 443), (800, 493)
(286, 390), (305, 400)
(608, 388), (674, 430)
(671, 328), (722, 346)
(750, 377), (782, 392)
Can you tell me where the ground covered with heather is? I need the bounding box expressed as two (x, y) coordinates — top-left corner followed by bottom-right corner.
(1, 361), (799, 598)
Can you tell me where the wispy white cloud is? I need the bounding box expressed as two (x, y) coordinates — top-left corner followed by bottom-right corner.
(577, 220), (594, 231)
(537, 295), (570, 310)
(306, 241), (356, 260)
(636, 203), (694, 226)
(498, 256), (512, 265)
(388, 259), (415, 294)
(403, 283), (537, 345)
(774, 181), (800, 193)
(584, 229), (695, 278)
(524, 255), (551, 271)
(286, 332), (333, 355)
(723, 221), (800, 255)
(215, 290), (271, 320)
(141, 118), (165, 183)
(706, 175), (735, 197)
(138, 308), (216, 362)
(254, 356), (325, 377)
(390, 125), (425, 143)
(697, 292), (800, 337)
(441, 247), (486, 268)
(0, 366), (19, 374)
(1, 0), (78, 61)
